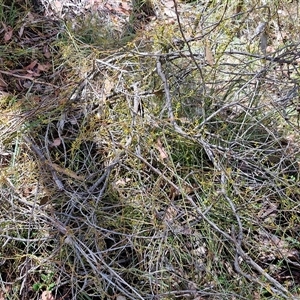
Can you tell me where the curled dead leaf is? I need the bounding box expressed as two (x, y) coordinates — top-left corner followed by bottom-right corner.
(205, 41), (215, 66)
(50, 138), (61, 147)
(41, 291), (55, 300)
(4, 27), (13, 42)
(155, 138), (168, 160)
(43, 45), (51, 58)
(37, 63), (51, 72)
(25, 60), (38, 71)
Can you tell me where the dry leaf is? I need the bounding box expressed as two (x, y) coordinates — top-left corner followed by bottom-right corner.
(156, 138), (168, 160)
(43, 45), (51, 58)
(25, 60), (38, 71)
(192, 245), (207, 256)
(104, 78), (114, 93)
(39, 195), (50, 205)
(164, 8), (176, 18)
(27, 12), (35, 21)
(51, 1), (63, 14)
(50, 138), (61, 147)
(115, 178), (131, 186)
(22, 186), (34, 197)
(253, 291), (261, 300)
(19, 24), (25, 37)
(205, 41), (214, 66)
(37, 63), (51, 72)
(165, 0), (174, 8)
(41, 291), (55, 300)
(4, 27), (13, 42)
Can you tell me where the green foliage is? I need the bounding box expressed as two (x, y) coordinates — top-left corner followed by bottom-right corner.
(32, 272), (56, 292)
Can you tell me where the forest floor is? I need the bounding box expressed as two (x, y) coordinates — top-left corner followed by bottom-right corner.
(1, 0), (300, 299)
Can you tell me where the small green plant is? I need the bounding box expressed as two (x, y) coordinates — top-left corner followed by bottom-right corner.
(0, 0), (18, 26)
(32, 271), (56, 292)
